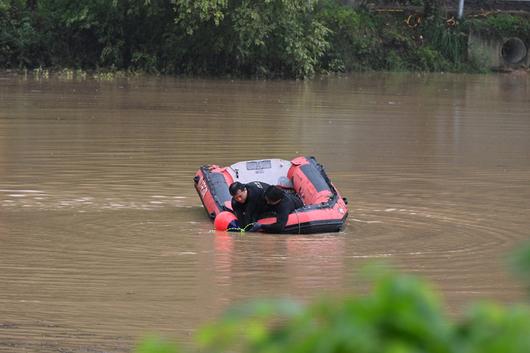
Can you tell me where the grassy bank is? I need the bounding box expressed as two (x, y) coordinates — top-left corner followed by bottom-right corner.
(1, 0), (529, 78)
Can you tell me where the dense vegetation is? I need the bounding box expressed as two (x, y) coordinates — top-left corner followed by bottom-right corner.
(136, 240), (530, 353)
(1, 0), (528, 78)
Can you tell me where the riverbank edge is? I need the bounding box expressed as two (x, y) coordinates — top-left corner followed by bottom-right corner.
(0, 66), (528, 83)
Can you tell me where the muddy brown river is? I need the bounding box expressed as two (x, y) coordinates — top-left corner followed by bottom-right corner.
(1, 72), (529, 352)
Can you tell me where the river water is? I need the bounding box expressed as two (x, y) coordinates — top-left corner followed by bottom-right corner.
(1, 72), (529, 352)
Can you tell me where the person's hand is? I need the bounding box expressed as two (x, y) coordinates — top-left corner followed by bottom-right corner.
(227, 220), (240, 230)
(248, 223), (262, 232)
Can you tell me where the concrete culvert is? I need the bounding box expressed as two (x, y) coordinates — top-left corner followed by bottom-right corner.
(501, 37), (527, 65)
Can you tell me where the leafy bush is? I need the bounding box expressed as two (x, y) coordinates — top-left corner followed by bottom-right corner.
(457, 303), (530, 353)
(466, 14), (530, 42)
(384, 49), (409, 71)
(171, 0), (331, 78)
(510, 240), (530, 292)
(317, 2), (381, 71)
(411, 46), (451, 71)
(0, 1), (45, 68)
(136, 336), (181, 353)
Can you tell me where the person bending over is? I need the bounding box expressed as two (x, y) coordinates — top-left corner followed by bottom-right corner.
(253, 185), (304, 233)
(229, 181), (270, 229)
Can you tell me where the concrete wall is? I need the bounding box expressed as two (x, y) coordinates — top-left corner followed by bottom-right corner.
(468, 30), (529, 69)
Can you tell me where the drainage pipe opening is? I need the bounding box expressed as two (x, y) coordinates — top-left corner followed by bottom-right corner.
(501, 38), (527, 65)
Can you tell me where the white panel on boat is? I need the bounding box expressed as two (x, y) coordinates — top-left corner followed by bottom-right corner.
(229, 159), (293, 188)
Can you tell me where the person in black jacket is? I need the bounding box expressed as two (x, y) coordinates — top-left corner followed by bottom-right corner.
(229, 181), (270, 229)
(253, 185), (304, 233)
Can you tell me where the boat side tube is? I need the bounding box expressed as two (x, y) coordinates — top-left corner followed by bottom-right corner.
(194, 166), (233, 219)
(270, 156), (348, 233)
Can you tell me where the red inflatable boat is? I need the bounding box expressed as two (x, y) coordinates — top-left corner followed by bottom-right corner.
(194, 156), (348, 234)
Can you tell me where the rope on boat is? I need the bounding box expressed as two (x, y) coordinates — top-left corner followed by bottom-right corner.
(227, 222), (257, 233)
(228, 216), (302, 234)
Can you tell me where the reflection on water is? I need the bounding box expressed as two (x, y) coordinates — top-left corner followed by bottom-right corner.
(1, 72), (529, 352)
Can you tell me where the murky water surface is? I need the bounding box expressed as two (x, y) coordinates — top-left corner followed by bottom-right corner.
(1, 72), (529, 352)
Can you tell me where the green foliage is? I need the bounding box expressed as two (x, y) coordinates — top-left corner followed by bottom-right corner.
(466, 14), (530, 42)
(317, 2), (381, 71)
(418, 13), (468, 72)
(135, 336), (182, 353)
(174, 0), (228, 35)
(509, 240), (530, 291)
(457, 303), (530, 353)
(0, 0), (176, 69)
(197, 298), (304, 352)
(0, 0), (10, 12)
(0, 1), (42, 68)
(196, 272), (456, 353)
(384, 50), (408, 71)
(0, 0), (527, 76)
(410, 46), (450, 71)
(171, 0), (331, 78)
(318, 1), (470, 73)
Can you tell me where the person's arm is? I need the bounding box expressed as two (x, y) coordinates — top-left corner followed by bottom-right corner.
(243, 198), (259, 227)
(231, 199), (246, 226)
(232, 198), (256, 228)
(260, 201), (290, 233)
